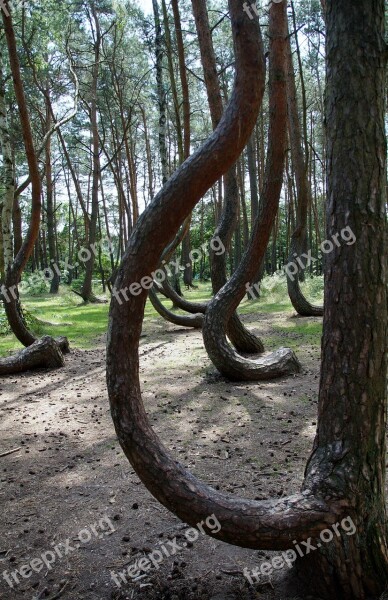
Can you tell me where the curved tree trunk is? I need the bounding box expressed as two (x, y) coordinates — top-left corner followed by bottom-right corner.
(285, 15), (323, 317)
(191, 0), (264, 354)
(3, 286), (36, 347)
(210, 168), (264, 354)
(149, 287), (203, 329)
(106, 0), (339, 558)
(202, 0), (298, 380)
(287, 236), (324, 316)
(107, 1), (388, 598)
(160, 277), (208, 313)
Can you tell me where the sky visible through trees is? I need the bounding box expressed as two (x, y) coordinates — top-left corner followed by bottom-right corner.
(0, 1), (387, 599)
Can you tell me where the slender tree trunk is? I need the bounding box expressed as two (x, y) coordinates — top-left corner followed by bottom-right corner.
(0, 49), (15, 281)
(0, 2), (68, 364)
(149, 287), (203, 329)
(167, 0), (194, 288)
(153, 0), (168, 186)
(285, 14), (323, 316)
(80, 2), (101, 303)
(45, 87), (60, 294)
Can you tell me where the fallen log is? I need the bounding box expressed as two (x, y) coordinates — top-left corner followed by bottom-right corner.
(0, 336), (65, 375)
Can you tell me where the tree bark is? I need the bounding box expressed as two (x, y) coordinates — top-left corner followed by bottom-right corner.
(191, 0), (264, 353)
(153, 0), (169, 185)
(285, 15), (323, 316)
(0, 336), (64, 376)
(107, 0), (341, 557)
(80, 1), (101, 303)
(107, 7), (388, 595)
(0, 46), (15, 281)
(202, 0), (299, 380)
(0, 3), (68, 360)
(45, 86), (60, 294)
(298, 0), (388, 595)
(149, 287), (203, 329)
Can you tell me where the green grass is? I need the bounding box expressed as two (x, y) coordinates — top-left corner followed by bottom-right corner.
(239, 272), (324, 315)
(0, 291), (110, 356)
(0, 274), (324, 357)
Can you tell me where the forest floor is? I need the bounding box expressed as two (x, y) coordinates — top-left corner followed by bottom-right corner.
(2, 279), (380, 600)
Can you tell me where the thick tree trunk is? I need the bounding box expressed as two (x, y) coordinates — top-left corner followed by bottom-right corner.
(298, 0), (388, 595)
(0, 336), (64, 375)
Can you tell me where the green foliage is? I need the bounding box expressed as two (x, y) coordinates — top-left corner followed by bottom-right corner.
(21, 274), (50, 296)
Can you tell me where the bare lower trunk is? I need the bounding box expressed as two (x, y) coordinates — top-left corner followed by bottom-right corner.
(45, 89), (60, 294)
(297, 0), (388, 593)
(80, 3), (100, 303)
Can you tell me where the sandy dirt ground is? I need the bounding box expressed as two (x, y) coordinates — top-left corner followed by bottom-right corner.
(0, 310), (380, 600)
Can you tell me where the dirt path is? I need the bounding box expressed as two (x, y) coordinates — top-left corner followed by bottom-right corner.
(0, 310), (328, 600)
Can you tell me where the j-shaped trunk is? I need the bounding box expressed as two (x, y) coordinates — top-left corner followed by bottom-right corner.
(107, 2), (387, 598)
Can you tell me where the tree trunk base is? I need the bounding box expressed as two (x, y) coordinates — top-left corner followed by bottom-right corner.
(73, 290), (107, 304)
(214, 345), (301, 381)
(0, 336), (65, 375)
